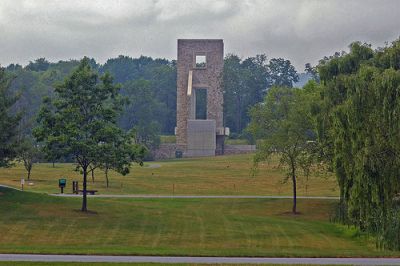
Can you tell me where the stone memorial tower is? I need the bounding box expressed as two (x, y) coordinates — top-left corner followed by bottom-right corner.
(175, 39), (228, 157)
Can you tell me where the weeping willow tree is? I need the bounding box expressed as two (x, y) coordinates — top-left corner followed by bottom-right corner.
(317, 39), (400, 249)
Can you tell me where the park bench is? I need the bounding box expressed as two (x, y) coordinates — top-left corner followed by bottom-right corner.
(78, 190), (98, 195)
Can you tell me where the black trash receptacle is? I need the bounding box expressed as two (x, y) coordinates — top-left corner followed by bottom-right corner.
(72, 181), (79, 194)
(175, 150), (183, 158)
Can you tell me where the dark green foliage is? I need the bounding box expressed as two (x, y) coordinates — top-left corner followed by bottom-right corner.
(34, 58), (145, 211)
(100, 55), (167, 84)
(305, 63), (319, 82)
(316, 39), (400, 249)
(223, 54), (299, 135)
(6, 63), (22, 71)
(120, 79), (163, 157)
(7, 56), (176, 142)
(7, 59), (81, 141)
(101, 55), (176, 135)
(0, 67), (20, 167)
(269, 58), (299, 87)
(223, 54), (270, 134)
(26, 58), (50, 72)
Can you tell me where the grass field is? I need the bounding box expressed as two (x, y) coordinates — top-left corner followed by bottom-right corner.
(159, 135), (176, 143)
(225, 139), (250, 145)
(0, 187), (397, 257)
(0, 154), (338, 196)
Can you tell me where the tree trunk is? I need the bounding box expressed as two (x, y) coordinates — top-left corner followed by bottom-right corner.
(291, 159), (297, 214)
(52, 161), (55, 168)
(27, 169), (31, 180)
(91, 167), (95, 183)
(81, 166), (88, 212)
(292, 174), (297, 214)
(236, 96), (242, 133)
(105, 168), (109, 188)
(339, 184), (345, 222)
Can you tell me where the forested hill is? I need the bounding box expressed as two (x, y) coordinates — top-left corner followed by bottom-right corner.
(4, 54), (301, 143)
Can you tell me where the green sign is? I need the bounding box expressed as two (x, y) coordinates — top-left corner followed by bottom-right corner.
(59, 178), (66, 188)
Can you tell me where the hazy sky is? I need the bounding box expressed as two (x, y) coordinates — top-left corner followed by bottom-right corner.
(0, 0), (399, 70)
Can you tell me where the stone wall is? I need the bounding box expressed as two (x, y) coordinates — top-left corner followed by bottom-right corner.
(152, 143), (177, 160)
(223, 145), (256, 155)
(153, 143), (256, 160)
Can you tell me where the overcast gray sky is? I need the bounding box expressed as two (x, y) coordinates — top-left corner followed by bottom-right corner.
(0, 0), (399, 70)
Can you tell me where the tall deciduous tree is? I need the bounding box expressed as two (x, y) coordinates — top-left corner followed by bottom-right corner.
(34, 58), (143, 211)
(269, 58), (299, 87)
(0, 67), (20, 167)
(248, 86), (317, 213)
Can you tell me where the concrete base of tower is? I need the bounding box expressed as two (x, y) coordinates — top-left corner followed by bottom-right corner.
(186, 119), (216, 157)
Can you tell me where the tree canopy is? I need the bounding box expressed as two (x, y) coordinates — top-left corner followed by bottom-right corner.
(34, 58), (145, 211)
(223, 54), (299, 136)
(315, 39), (400, 249)
(248, 86), (317, 213)
(0, 67), (20, 167)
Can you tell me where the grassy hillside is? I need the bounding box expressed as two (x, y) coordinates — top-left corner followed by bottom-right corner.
(0, 154), (338, 196)
(0, 187), (396, 257)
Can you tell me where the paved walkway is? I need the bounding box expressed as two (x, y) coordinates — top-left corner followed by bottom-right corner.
(1, 184), (339, 199)
(0, 184), (21, 191)
(50, 193), (339, 199)
(0, 254), (399, 265)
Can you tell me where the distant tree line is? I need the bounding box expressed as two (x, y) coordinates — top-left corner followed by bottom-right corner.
(223, 54), (299, 138)
(4, 53), (301, 151)
(5, 56), (177, 150)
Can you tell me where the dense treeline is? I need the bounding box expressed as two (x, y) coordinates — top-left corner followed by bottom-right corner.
(0, 67), (21, 167)
(223, 54), (299, 137)
(4, 54), (301, 147)
(5, 56), (176, 139)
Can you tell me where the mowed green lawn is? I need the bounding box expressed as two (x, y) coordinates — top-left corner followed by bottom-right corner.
(0, 154), (338, 196)
(0, 187), (397, 257)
